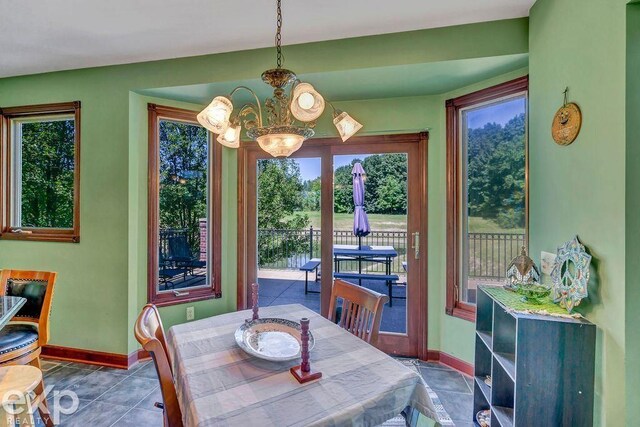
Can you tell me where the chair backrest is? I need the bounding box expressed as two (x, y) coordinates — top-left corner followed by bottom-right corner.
(0, 270), (56, 347)
(328, 279), (389, 346)
(168, 236), (192, 260)
(134, 304), (183, 427)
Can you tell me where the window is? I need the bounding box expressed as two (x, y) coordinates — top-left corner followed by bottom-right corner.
(446, 77), (528, 321)
(147, 104), (222, 306)
(1, 102), (81, 242)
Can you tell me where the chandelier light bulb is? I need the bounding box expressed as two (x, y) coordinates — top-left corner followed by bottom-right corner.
(297, 92), (315, 110)
(290, 82), (325, 122)
(217, 124), (241, 148)
(197, 96), (233, 134)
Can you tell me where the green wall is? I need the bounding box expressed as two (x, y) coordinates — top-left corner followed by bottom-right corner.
(0, 18), (528, 356)
(529, 0), (628, 424)
(626, 2), (640, 424)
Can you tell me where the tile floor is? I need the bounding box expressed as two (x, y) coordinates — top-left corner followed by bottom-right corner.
(32, 358), (473, 426)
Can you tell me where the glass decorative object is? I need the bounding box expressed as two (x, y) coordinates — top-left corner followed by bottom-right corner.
(505, 247), (548, 304)
(551, 236), (591, 313)
(506, 246), (541, 288)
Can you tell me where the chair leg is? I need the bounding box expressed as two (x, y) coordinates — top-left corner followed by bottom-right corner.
(29, 357), (54, 427)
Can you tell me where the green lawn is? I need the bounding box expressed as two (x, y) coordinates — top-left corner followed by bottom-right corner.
(291, 210), (523, 234)
(293, 210), (407, 231)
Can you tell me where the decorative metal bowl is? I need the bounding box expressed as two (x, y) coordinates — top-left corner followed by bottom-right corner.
(476, 409), (491, 426)
(514, 284), (551, 304)
(235, 318), (315, 362)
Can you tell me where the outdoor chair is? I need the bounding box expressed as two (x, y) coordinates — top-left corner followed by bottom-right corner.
(328, 278), (388, 347)
(167, 235), (206, 276)
(159, 249), (187, 288)
(135, 304), (183, 427)
(0, 269), (56, 426)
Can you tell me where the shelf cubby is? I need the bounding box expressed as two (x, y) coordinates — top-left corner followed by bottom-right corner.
(471, 286), (596, 426)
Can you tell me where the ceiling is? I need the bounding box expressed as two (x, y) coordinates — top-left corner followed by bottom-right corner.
(0, 0), (534, 78)
(140, 54), (529, 104)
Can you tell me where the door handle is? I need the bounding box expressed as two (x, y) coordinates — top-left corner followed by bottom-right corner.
(411, 232), (420, 259)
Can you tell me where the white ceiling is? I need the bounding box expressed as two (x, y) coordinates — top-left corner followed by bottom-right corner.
(0, 0), (534, 79)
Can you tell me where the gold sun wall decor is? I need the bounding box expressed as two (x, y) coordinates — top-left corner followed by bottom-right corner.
(552, 87), (582, 146)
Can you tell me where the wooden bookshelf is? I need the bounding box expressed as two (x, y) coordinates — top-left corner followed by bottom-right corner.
(472, 286), (596, 426)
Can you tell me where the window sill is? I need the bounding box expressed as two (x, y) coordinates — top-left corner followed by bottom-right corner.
(0, 231), (79, 243)
(149, 289), (222, 307)
(447, 304), (476, 322)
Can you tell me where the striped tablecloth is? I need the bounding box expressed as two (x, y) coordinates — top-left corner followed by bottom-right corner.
(167, 304), (451, 427)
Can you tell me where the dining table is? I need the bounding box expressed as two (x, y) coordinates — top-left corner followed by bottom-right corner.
(167, 304), (452, 427)
(0, 296), (26, 330)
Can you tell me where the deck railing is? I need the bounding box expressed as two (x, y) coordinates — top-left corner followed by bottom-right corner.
(467, 232), (526, 278)
(258, 227), (524, 277)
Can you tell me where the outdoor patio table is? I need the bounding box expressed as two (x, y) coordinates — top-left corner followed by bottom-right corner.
(167, 304), (451, 427)
(333, 244), (398, 275)
(0, 297), (25, 330)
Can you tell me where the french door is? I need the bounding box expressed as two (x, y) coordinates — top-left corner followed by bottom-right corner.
(238, 133), (428, 357)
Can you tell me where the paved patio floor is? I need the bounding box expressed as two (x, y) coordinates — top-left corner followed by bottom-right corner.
(258, 270), (408, 333)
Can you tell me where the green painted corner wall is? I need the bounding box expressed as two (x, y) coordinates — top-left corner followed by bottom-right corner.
(529, 0), (628, 424)
(0, 17), (527, 357)
(626, 2), (640, 424)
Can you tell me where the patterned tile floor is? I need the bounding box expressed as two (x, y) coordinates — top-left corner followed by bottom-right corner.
(31, 358), (473, 426)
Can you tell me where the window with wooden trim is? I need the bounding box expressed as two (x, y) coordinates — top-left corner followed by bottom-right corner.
(446, 76), (529, 321)
(147, 104), (222, 306)
(0, 102), (81, 242)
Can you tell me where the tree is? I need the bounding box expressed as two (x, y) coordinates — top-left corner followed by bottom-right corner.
(302, 177), (321, 211)
(257, 159), (310, 264)
(467, 113), (526, 229)
(158, 120), (208, 254)
(20, 120), (75, 228)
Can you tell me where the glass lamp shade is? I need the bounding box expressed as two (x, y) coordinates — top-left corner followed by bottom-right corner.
(216, 124), (241, 148)
(333, 111), (363, 142)
(256, 133), (304, 157)
(197, 96), (233, 134)
(290, 83), (325, 122)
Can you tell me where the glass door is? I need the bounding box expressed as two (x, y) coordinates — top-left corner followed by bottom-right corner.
(255, 156), (323, 313)
(242, 134), (426, 357)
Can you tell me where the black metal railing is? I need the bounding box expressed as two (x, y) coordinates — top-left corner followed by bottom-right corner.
(258, 227), (525, 278)
(258, 227), (407, 273)
(467, 232), (526, 278)
(160, 229), (187, 259)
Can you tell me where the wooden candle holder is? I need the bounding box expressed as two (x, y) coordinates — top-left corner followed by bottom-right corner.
(251, 283), (259, 321)
(290, 317), (322, 383)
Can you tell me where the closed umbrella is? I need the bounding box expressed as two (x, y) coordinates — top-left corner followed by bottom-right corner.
(352, 163), (370, 285)
(352, 163), (370, 249)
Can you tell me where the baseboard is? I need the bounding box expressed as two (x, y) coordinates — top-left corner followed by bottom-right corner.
(42, 345), (150, 370)
(425, 350), (474, 376)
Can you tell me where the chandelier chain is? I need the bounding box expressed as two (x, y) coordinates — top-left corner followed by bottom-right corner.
(275, 0), (283, 68)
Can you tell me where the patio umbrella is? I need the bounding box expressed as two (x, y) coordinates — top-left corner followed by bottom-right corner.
(352, 162), (370, 250)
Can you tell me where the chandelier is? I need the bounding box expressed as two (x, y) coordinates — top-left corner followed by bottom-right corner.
(197, 0), (363, 157)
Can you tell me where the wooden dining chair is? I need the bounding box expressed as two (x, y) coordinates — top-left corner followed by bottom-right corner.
(0, 269), (56, 426)
(328, 279), (389, 346)
(134, 304), (183, 427)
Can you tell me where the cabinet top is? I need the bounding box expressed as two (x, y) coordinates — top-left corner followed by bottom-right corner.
(479, 285), (594, 326)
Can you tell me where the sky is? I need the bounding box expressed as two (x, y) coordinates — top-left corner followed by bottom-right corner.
(291, 96), (525, 181)
(296, 154), (370, 181)
(466, 96), (526, 129)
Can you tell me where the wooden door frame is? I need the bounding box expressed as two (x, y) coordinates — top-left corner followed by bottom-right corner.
(237, 132), (429, 358)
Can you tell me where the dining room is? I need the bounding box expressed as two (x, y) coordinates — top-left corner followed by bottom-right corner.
(0, 0), (636, 426)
